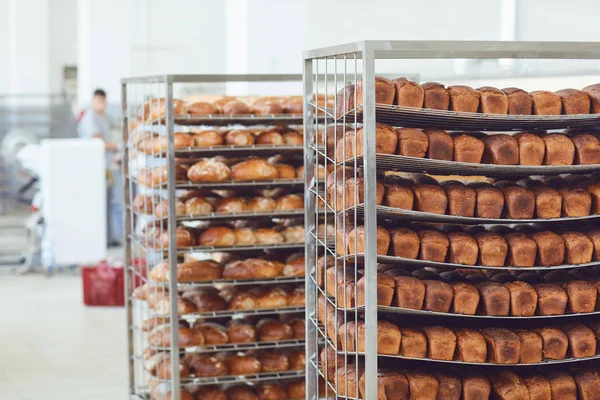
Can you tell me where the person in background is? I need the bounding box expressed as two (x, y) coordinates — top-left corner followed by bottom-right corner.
(78, 89), (123, 247)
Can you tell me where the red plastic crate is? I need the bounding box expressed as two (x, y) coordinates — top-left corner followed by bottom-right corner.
(82, 261), (125, 306)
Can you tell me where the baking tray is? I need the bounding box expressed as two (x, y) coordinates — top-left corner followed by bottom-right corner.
(337, 253), (600, 272)
(175, 179), (306, 190)
(342, 104), (600, 131)
(149, 370), (304, 386)
(145, 276), (305, 289)
(345, 204), (600, 226)
(148, 338), (306, 354)
(175, 113), (306, 126)
(173, 144), (305, 158)
(149, 306), (305, 320)
(132, 236), (305, 255)
(344, 154), (600, 177)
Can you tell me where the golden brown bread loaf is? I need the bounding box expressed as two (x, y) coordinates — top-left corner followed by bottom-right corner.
(534, 327), (568, 360)
(530, 91), (562, 115)
(248, 196), (276, 212)
(347, 225), (391, 256)
(222, 99), (251, 115)
(392, 275), (425, 309)
(192, 130), (224, 148)
(399, 328), (427, 358)
(336, 124), (398, 160)
(478, 282), (510, 316)
(216, 197), (247, 213)
(452, 134), (485, 163)
(502, 87), (533, 115)
(422, 82), (450, 110)
(187, 159), (231, 183)
(412, 181), (448, 215)
(150, 260), (223, 283)
(522, 375), (551, 400)
(233, 228), (257, 246)
(482, 134), (519, 165)
(187, 354), (229, 377)
(320, 346), (343, 382)
(224, 129), (255, 146)
(477, 86), (508, 114)
(450, 282), (480, 315)
(434, 374), (462, 400)
(252, 98), (284, 115)
(556, 89), (590, 114)
(194, 322), (228, 345)
(557, 186), (593, 217)
(256, 131), (283, 146)
(396, 127), (429, 158)
(187, 101), (219, 115)
(572, 133), (600, 164)
(534, 283), (568, 315)
(384, 180), (415, 210)
(231, 159), (279, 181)
(583, 83), (600, 113)
(329, 175), (385, 211)
(448, 85), (480, 112)
(422, 326), (456, 360)
(335, 84), (355, 118)
(505, 281), (538, 316)
(406, 372), (439, 400)
(339, 319), (401, 355)
(481, 328), (520, 364)
(561, 232), (594, 264)
(564, 280), (597, 312)
(198, 226), (236, 247)
(256, 384), (286, 400)
(541, 134), (575, 165)
(285, 379), (305, 400)
(392, 77), (424, 107)
(504, 232), (537, 267)
(454, 328), (487, 362)
(256, 320), (293, 342)
(475, 232), (508, 267)
(227, 320), (256, 344)
(152, 356), (190, 379)
(574, 369), (600, 400)
(282, 96), (302, 114)
(148, 325), (205, 348)
(185, 196), (213, 216)
(422, 280), (453, 312)
(513, 132), (545, 166)
(226, 354), (261, 375)
(224, 384), (258, 400)
(418, 230), (449, 262)
(356, 76), (396, 107)
(356, 272), (395, 307)
(441, 181), (476, 217)
(447, 232), (478, 265)
(424, 129), (454, 161)
(497, 182), (535, 219)
(489, 371), (530, 400)
(523, 181), (562, 218)
(547, 372), (577, 400)
(471, 182), (505, 219)
(564, 323), (596, 358)
(258, 352), (289, 372)
(282, 255), (304, 277)
(335, 364), (363, 398)
(589, 229), (600, 260)
(463, 375), (492, 400)
(530, 231), (565, 266)
(359, 369), (410, 400)
(515, 330), (543, 364)
(275, 164), (295, 179)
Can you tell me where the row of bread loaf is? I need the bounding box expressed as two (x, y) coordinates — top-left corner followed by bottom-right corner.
(336, 221), (600, 267)
(331, 123), (600, 165)
(151, 380), (315, 400)
(133, 193), (305, 218)
(147, 348), (305, 379)
(137, 158), (301, 186)
(133, 128), (303, 154)
(319, 263), (600, 316)
(134, 285), (306, 315)
(336, 76), (600, 116)
(144, 317), (305, 347)
(328, 172), (600, 219)
(318, 353), (600, 400)
(149, 256), (305, 283)
(142, 224), (305, 249)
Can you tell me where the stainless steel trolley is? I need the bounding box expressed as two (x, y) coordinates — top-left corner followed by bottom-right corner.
(122, 74), (310, 400)
(303, 41), (600, 399)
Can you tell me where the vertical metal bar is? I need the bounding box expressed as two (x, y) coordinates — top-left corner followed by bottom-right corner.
(165, 76), (181, 400)
(361, 42), (378, 400)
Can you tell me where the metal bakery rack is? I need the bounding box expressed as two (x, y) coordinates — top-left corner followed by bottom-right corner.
(303, 41), (600, 399)
(123, 74), (314, 400)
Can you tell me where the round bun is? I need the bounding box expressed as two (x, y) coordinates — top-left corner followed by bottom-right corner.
(149, 260), (223, 282)
(276, 194), (303, 211)
(216, 197), (248, 213)
(223, 259), (283, 279)
(174, 132), (193, 148)
(198, 226), (236, 247)
(283, 255), (305, 277)
(137, 98), (186, 122)
(258, 352), (289, 372)
(182, 290), (227, 312)
(222, 99), (251, 115)
(228, 292), (259, 310)
(225, 130), (255, 146)
(253, 228), (284, 245)
(256, 384), (286, 400)
(193, 322), (229, 345)
(227, 355), (262, 375)
(282, 132), (303, 145)
(253, 101), (283, 115)
(156, 227), (195, 248)
(152, 165), (188, 186)
(194, 386), (227, 400)
(187, 355), (228, 377)
(188, 101), (218, 115)
(276, 164), (296, 179)
(153, 357), (190, 379)
(288, 319), (305, 339)
(133, 195), (155, 214)
(257, 287), (289, 309)
(154, 199), (185, 218)
(282, 97), (303, 114)
(286, 380), (305, 400)
(248, 197), (277, 212)
(288, 350), (305, 371)
(232, 159), (279, 181)
(192, 130), (224, 147)
(148, 325), (205, 348)
(187, 159), (231, 183)
(225, 385), (259, 400)
(213, 96), (237, 112)
(281, 226), (305, 243)
(288, 287), (305, 306)
(234, 227), (257, 246)
(256, 131), (284, 145)
(185, 196), (213, 216)
(257, 320), (293, 341)
(227, 321), (257, 343)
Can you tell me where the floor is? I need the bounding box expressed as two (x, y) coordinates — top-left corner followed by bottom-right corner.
(0, 272), (128, 400)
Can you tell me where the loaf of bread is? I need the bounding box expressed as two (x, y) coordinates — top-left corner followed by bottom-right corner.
(422, 326), (456, 360)
(399, 328), (427, 358)
(561, 232), (594, 265)
(583, 83), (600, 113)
(422, 82), (450, 110)
(515, 330), (543, 364)
(356, 76), (396, 107)
(471, 182), (505, 219)
(557, 185), (592, 217)
(335, 364), (363, 398)
(393, 77), (424, 107)
(574, 369), (600, 400)
(572, 133), (600, 165)
(356, 273), (395, 307)
(337, 124), (398, 160)
(406, 372), (439, 400)
(564, 324), (596, 358)
(462, 376), (492, 400)
(450, 282), (480, 315)
(530, 91), (562, 115)
(424, 129), (454, 160)
(534, 283), (568, 315)
(482, 134), (519, 165)
(522, 375), (551, 400)
(320, 346), (343, 382)
(231, 159), (279, 181)
(347, 225), (390, 256)
(481, 328), (520, 364)
(188, 354), (229, 377)
(418, 230), (449, 262)
(512, 132), (546, 166)
(192, 130), (224, 148)
(434, 374), (462, 400)
(502, 87), (533, 115)
(392, 275), (425, 309)
(340, 320), (401, 356)
(478, 282), (510, 316)
(504, 232), (537, 267)
(187, 159), (231, 183)
(388, 228), (420, 260)
(447, 232), (478, 265)
(477, 86), (508, 114)
(412, 180), (448, 215)
(258, 352), (289, 372)
(194, 322), (228, 345)
(489, 371), (530, 400)
(441, 181), (476, 217)
(448, 85), (480, 112)
(534, 327), (568, 360)
(541, 134), (575, 165)
(497, 182), (536, 219)
(530, 231), (565, 266)
(335, 84), (355, 118)
(505, 281), (538, 316)
(422, 280), (453, 312)
(454, 328), (487, 362)
(521, 180), (562, 218)
(556, 89), (590, 114)
(224, 129), (254, 146)
(395, 127), (429, 158)
(359, 369), (410, 400)
(382, 178), (414, 210)
(452, 134), (485, 163)
(149, 325), (205, 348)
(227, 320), (256, 344)
(275, 164), (296, 179)
(475, 232), (508, 267)
(547, 372), (577, 400)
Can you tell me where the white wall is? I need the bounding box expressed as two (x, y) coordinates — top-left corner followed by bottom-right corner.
(48, 0), (77, 93)
(0, 1), (10, 94)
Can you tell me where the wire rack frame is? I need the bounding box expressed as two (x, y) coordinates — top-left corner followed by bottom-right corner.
(123, 74), (310, 400)
(303, 40), (600, 400)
